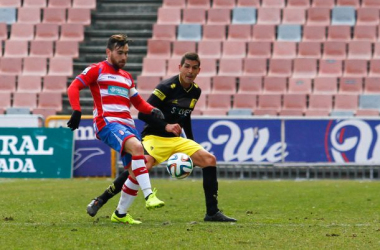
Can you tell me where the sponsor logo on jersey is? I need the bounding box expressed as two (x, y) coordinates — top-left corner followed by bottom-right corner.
(119, 130), (125, 135)
(153, 89), (166, 101)
(190, 99), (197, 108)
(171, 83), (176, 89)
(108, 86), (129, 98)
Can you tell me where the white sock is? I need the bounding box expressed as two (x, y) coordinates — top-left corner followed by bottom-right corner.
(132, 155), (152, 198)
(116, 176), (139, 214)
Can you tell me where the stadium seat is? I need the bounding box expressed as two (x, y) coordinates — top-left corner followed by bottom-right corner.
(4, 40), (28, 58)
(147, 39), (171, 59)
(288, 77), (312, 94)
(272, 42), (296, 59)
(177, 24), (202, 41)
(257, 7), (281, 25)
(331, 7), (356, 26)
(0, 92), (11, 111)
(362, 0), (380, 8)
(281, 93), (307, 115)
(337, 0), (360, 7)
(183, 8), (206, 24)
(213, 0), (235, 9)
(334, 94), (358, 111)
(237, 0), (260, 7)
(298, 41), (321, 58)
(0, 75), (16, 93)
(202, 93), (231, 116)
(222, 41), (246, 58)
(48, 0), (71, 8)
(373, 42), (380, 59)
(172, 41), (196, 59)
(207, 8), (230, 25)
(202, 24), (226, 41)
(48, 57), (73, 76)
(38, 92), (62, 111)
(17, 7), (41, 24)
(0, 0), (20, 7)
(166, 58), (181, 76)
(343, 59), (368, 77)
(0, 7), (16, 24)
(32, 108), (57, 119)
(197, 40), (222, 59)
(0, 57), (22, 75)
(227, 24), (252, 41)
(268, 59), (292, 77)
(364, 77), (380, 93)
(263, 76), (287, 93)
(277, 25), (302, 42)
(187, 0), (211, 9)
(194, 93), (207, 113)
(17, 75), (42, 93)
(323, 41), (347, 60)
(304, 109), (330, 116)
(358, 94), (380, 110)
(0, 23), (7, 40)
(212, 76), (236, 94)
(23, 57), (47, 76)
(330, 110), (355, 116)
(356, 8), (379, 26)
(35, 23), (59, 41)
(355, 109), (379, 117)
(252, 24), (275, 41)
(232, 93), (257, 110)
(293, 58), (317, 78)
(369, 59), (380, 76)
(307, 93), (333, 115)
(302, 25), (326, 41)
(228, 108), (253, 116)
(353, 25), (377, 41)
(9, 23), (34, 41)
(218, 58), (243, 76)
(307, 8), (330, 26)
(237, 76), (262, 93)
(255, 93), (281, 115)
(162, 0), (185, 8)
(194, 76), (211, 94)
(60, 24), (84, 41)
(157, 8), (181, 25)
(136, 75), (161, 94)
(13, 92), (37, 110)
(197, 58), (217, 76)
(313, 77), (338, 93)
(262, 0), (284, 7)
(247, 41), (271, 58)
(339, 77), (363, 93)
(23, 0), (46, 7)
(282, 8), (306, 24)
(6, 107), (30, 115)
(67, 8), (91, 26)
(42, 75), (67, 93)
(347, 41), (372, 60)
(30, 41), (54, 57)
(287, 0), (310, 8)
(319, 59), (343, 77)
(72, 0), (96, 9)
(152, 24), (176, 41)
(327, 26), (351, 41)
(42, 8), (66, 24)
(231, 7), (256, 24)
(243, 58), (267, 76)
(141, 58), (166, 77)
(55, 41), (79, 58)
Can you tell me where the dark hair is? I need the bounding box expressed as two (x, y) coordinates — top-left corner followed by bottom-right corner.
(180, 52), (201, 67)
(107, 34), (130, 50)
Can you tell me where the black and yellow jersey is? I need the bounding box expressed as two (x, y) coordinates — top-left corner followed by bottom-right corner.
(138, 74), (201, 140)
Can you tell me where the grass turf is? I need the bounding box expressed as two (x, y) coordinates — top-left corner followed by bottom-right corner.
(1, 178), (380, 249)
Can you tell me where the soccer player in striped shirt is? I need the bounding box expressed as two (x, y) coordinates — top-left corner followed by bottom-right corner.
(67, 34), (165, 224)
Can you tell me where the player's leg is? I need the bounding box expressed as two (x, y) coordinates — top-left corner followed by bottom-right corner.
(190, 148), (237, 222)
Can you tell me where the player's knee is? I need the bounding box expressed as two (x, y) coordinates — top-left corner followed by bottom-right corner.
(204, 153), (217, 166)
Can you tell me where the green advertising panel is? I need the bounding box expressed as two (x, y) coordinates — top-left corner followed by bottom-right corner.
(0, 128), (74, 178)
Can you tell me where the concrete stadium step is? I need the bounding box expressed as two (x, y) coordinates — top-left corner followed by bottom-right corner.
(91, 21), (154, 30)
(97, 3), (161, 12)
(76, 54), (143, 64)
(92, 12), (157, 21)
(85, 29), (152, 39)
(82, 38), (148, 47)
(80, 45), (146, 54)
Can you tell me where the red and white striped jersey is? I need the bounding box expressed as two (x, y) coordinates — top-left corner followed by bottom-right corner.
(75, 60), (138, 131)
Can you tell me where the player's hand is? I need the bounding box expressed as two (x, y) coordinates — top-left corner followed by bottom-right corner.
(165, 123), (182, 136)
(67, 110), (82, 131)
(151, 108), (165, 119)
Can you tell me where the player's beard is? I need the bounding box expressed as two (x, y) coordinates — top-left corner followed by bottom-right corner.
(110, 55), (126, 70)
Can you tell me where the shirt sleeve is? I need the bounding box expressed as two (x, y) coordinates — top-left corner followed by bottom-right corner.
(75, 64), (100, 87)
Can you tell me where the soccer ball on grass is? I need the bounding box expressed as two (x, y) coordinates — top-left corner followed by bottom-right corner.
(166, 153), (193, 179)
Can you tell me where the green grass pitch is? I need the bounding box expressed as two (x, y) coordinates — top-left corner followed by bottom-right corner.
(1, 178), (380, 249)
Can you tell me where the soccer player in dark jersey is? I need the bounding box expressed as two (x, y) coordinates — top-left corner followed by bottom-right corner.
(87, 52), (237, 222)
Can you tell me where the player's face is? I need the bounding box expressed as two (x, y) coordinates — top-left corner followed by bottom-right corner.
(179, 59), (201, 85)
(107, 44), (129, 69)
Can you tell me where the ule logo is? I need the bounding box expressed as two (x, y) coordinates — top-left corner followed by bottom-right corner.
(325, 120), (380, 163)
